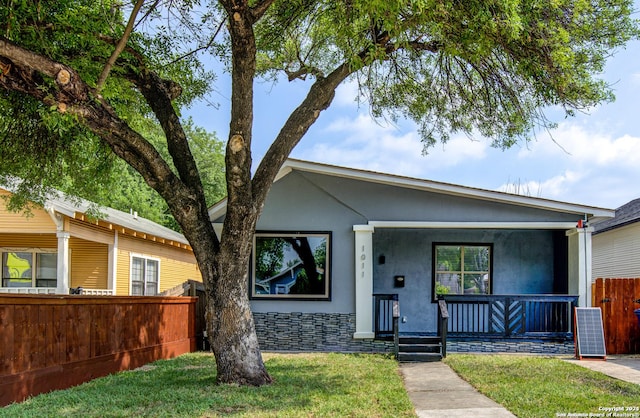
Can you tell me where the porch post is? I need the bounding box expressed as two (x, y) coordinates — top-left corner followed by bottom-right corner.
(566, 226), (593, 307)
(55, 231), (71, 294)
(107, 230), (118, 294)
(353, 225), (375, 339)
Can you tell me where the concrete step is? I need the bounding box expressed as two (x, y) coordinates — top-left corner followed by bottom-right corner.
(399, 336), (441, 345)
(399, 343), (441, 353)
(397, 352), (442, 362)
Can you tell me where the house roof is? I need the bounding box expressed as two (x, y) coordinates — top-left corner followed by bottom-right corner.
(208, 158), (615, 222)
(1, 184), (190, 247)
(592, 197), (640, 234)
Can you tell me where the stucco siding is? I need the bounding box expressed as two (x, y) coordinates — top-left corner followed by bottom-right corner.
(299, 172), (581, 223)
(250, 171), (363, 314)
(593, 223), (640, 279)
(250, 171), (571, 318)
(372, 228), (559, 333)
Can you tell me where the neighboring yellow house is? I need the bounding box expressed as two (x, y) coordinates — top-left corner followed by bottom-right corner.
(0, 188), (202, 295)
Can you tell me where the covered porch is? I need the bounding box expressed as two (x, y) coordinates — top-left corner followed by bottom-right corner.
(353, 221), (593, 349)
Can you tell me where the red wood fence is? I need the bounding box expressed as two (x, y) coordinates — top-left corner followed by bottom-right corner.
(0, 294), (197, 406)
(592, 278), (640, 354)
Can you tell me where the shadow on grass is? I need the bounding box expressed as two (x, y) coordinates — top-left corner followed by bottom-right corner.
(2, 353), (395, 417)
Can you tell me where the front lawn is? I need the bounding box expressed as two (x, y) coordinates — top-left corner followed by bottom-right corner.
(445, 354), (640, 418)
(2, 352), (415, 417)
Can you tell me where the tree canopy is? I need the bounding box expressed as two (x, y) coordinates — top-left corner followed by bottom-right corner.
(0, 0), (637, 386)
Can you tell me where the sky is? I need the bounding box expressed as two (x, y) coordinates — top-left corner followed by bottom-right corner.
(186, 7), (640, 211)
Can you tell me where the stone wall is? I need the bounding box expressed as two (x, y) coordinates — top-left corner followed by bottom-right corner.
(253, 312), (394, 353)
(447, 340), (575, 355)
(253, 312), (575, 355)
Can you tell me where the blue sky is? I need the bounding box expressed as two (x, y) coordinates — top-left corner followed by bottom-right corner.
(186, 8), (640, 211)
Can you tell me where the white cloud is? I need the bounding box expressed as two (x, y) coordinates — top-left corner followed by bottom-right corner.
(295, 113), (490, 178)
(497, 170), (587, 201)
(518, 123), (640, 169)
(333, 80), (361, 108)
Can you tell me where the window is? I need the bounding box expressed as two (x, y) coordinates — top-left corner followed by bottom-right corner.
(433, 244), (491, 299)
(131, 256), (159, 296)
(1, 250), (58, 288)
(251, 232), (331, 300)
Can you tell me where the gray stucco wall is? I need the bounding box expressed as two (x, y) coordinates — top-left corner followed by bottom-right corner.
(250, 171), (366, 314)
(245, 169), (574, 350)
(372, 228), (559, 333)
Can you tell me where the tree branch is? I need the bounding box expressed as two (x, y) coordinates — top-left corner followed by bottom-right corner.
(250, 0), (276, 21)
(252, 61), (352, 203)
(0, 36), (197, 222)
(96, 0), (145, 92)
(129, 67), (207, 204)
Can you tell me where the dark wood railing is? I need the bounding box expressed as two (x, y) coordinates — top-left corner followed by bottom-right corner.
(373, 294), (398, 340)
(438, 299), (449, 357)
(439, 294), (578, 340)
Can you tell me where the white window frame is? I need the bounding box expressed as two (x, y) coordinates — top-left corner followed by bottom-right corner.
(1, 248), (58, 288)
(129, 254), (161, 296)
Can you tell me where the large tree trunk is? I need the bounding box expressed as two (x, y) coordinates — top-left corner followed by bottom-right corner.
(206, 234), (271, 385)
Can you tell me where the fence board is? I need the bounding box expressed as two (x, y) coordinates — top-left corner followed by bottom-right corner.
(0, 305), (14, 375)
(592, 278), (640, 354)
(0, 294), (197, 406)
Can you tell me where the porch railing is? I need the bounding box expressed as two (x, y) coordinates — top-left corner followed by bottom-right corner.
(373, 294), (398, 340)
(0, 288), (114, 295)
(439, 294), (578, 340)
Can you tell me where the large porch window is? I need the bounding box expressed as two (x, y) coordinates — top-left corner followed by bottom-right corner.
(434, 244), (492, 299)
(1, 250), (57, 288)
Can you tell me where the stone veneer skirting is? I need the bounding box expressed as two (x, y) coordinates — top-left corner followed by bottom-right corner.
(253, 312), (394, 353)
(447, 340), (575, 355)
(253, 312), (575, 355)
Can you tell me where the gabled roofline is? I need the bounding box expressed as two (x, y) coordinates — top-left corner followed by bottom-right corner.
(208, 158), (615, 221)
(1, 185), (190, 247)
(43, 196), (190, 247)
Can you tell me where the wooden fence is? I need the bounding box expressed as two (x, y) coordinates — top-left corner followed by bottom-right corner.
(592, 278), (640, 354)
(0, 294), (197, 406)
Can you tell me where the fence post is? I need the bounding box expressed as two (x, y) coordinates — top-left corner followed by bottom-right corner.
(392, 300), (400, 359)
(438, 299), (449, 358)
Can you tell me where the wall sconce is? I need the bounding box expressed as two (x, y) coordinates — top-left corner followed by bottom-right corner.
(378, 254), (386, 264)
(394, 275), (405, 288)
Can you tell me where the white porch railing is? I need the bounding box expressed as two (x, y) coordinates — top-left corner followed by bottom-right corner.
(0, 287), (57, 294)
(0, 287), (114, 295)
(80, 289), (114, 296)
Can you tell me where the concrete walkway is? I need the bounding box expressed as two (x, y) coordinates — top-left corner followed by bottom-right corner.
(565, 355), (640, 384)
(400, 362), (516, 418)
(400, 356), (640, 418)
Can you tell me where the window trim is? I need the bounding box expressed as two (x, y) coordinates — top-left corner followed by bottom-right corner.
(129, 254), (161, 296)
(1, 248), (58, 288)
(250, 231), (332, 301)
(432, 242), (493, 302)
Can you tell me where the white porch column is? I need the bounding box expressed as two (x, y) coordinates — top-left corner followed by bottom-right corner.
(353, 225), (375, 339)
(566, 226), (593, 307)
(56, 231), (71, 294)
(107, 230), (118, 294)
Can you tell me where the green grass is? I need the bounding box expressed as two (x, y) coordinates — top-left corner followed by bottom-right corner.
(2, 352), (415, 417)
(445, 354), (640, 418)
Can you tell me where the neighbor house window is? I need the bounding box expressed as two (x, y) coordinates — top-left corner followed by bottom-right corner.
(1, 250), (58, 288)
(131, 256), (159, 296)
(433, 244), (492, 299)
